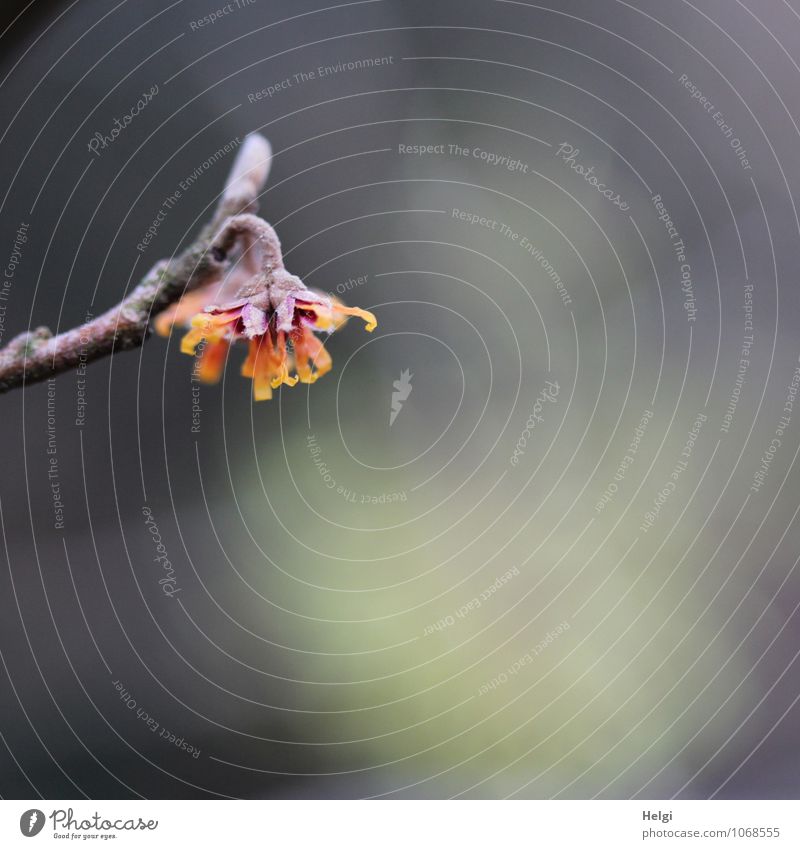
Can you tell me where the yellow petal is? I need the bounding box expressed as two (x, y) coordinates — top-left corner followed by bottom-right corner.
(333, 305), (377, 332)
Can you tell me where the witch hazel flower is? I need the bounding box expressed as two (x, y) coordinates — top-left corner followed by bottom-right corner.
(156, 214), (376, 401)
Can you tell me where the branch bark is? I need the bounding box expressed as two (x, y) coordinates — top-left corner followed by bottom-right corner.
(0, 133), (272, 394)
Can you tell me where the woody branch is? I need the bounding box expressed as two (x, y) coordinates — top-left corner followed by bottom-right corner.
(0, 133), (272, 394)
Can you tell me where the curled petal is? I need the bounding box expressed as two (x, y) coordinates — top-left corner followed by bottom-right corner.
(274, 294), (296, 332)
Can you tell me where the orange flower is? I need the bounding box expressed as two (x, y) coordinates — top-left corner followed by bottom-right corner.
(157, 214), (376, 400)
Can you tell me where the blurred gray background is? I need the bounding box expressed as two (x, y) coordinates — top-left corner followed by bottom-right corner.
(1, 0), (800, 799)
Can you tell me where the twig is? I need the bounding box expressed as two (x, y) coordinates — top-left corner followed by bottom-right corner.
(0, 133), (272, 394)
